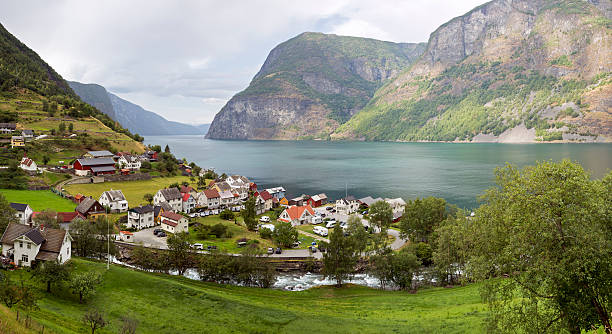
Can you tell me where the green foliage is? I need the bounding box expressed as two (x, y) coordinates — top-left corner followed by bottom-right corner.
(166, 232), (195, 276)
(322, 227), (360, 286)
(399, 197), (448, 243)
(241, 197), (257, 231)
(259, 227), (273, 239)
(219, 209), (234, 221)
(550, 55), (572, 67)
(272, 221), (298, 248)
(69, 271), (102, 303)
(32, 262), (71, 293)
(0, 194), (17, 233)
(0, 161), (28, 190)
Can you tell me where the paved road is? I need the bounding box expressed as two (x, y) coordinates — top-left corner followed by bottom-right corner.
(388, 228), (408, 250)
(132, 227), (168, 249)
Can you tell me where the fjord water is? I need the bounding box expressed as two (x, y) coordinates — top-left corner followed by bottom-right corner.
(145, 136), (611, 209)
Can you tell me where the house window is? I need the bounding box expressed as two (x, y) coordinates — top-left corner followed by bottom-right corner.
(27, 243), (31, 249)
(19, 241), (23, 248)
(21, 254), (28, 263)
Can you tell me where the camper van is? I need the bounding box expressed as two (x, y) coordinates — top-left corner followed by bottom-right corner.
(313, 226), (328, 237)
(311, 216), (322, 225)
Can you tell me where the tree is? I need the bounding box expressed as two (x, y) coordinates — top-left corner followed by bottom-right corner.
(42, 155), (50, 165)
(83, 308), (107, 334)
(388, 248), (421, 290)
(322, 227), (359, 287)
(42, 99), (49, 113)
(346, 214), (368, 255)
(58, 122), (66, 133)
(0, 194), (17, 232)
(32, 261), (71, 293)
(143, 193), (154, 205)
(367, 200), (393, 252)
(468, 161), (612, 333)
(166, 232), (194, 276)
(242, 197), (257, 231)
(164, 144), (170, 153)
(150, 145), (161, 153)
(197, 176), (207, 189)
(33, 209), (60, 229)
(399, 197), (447, 243)
(119, 316), (139, 334)
(432, 212), (472, 285)
(273, 222), (298, 248)
(68, 122), (74, 133)
(0, 273), (22, 308)
(48, 101), (58, 116)
(70, 271), (102, 303)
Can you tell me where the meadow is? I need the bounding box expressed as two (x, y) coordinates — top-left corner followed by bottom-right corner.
(0, 189), (76, 211)
(3, 258), (488, 334)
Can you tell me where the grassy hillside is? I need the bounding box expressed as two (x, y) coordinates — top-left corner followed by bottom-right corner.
(10, 258), (487, 334)
(0, 189), (76, 211)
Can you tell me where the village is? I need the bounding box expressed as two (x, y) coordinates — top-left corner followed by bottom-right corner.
(2, 146), (409, 267)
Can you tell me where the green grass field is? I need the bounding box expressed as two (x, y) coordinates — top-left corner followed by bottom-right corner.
(0, 189), (76, 212)
(63, 176), (200, 206)
(7, 258), (488, 334)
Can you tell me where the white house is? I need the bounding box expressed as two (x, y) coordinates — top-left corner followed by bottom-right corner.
(10, 203), (32, 224)
(21, 130), (34, 139)
(182, 193), (197, 213)
(160, 211), (189, 234)
(127, 205), (155, 230)
(265, 187), (286, 200)
(385, 198), (407, 213)
(118, 154), (142, 171)
(1, 223), (72, 267)
(154, 187), (182, 212)
(277, 205), (315, 226)
(336, 196), (360, 215)
(197, 189), (220, 209)
(219, 190), (236, 207)
(19, 156), (38, 172)
(98, 190), (128, 213)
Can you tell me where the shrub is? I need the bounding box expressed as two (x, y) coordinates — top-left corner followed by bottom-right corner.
(220, 210), (234, 220)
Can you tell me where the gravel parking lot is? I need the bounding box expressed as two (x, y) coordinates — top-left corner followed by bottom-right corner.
(133, 227), (168, 249)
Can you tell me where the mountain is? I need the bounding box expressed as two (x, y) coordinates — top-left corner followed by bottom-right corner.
(206, 32), (426, 140)
(69, 81), (208, 136)
(334, 0), (612, 142)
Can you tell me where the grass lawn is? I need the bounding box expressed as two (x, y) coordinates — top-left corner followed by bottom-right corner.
(190, 215), (276, 253)
(0, 189), (76, 212)
(63, 175), (201, 207)
(5, 258), (488, 334)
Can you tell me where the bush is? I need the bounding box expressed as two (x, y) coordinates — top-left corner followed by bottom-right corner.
(210, 223), (228, 238)
(259, 227), (273, 239)
(220, 210), (234, 220)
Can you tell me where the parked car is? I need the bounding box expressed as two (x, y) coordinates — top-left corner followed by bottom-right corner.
(157, 231), (166, 237)
(207, 245), (218, 251)
(311, 216), (322, 225)
(313, 226), (329, 237)
(275, 247), (282, 254)
(153, 228), (162, 235)
(320, 213), (326, 218)
(292, 241), (301, 248)
(267, 247), (274, 254)
(309, 246), (317, 253)
(339, 222), (348, 229)
(192, 243), (203, 250)
(259, 216), (271, 223)
(325, 206), (333, 211)
(326, 220), (337, 228)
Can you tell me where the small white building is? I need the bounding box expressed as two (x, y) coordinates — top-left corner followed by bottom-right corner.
(118, 154), (142, 171)
(159, 211), (189, 234)
(10, 203), (33, 224)
(19, 156), (38, 172)
(154, 188), (182, 212)
(127, 205), (155, 230)
(336, 196), (360, 215)
(277, 205), (315, 226)
(99, 190), (128, 213)
(1, 223), (72, 267)
(385, 198), (407, 213)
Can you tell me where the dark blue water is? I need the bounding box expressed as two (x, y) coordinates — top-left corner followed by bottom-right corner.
(144, 136), (611, 209)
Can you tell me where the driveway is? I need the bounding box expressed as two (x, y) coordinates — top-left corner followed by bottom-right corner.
(132, 227), (168, 249)
(267, 248), (323, 259)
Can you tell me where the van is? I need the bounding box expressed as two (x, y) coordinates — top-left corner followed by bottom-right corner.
(311, 216), (322, 225)
(313, 226), (329, 237)
(326, 220), (336, 228)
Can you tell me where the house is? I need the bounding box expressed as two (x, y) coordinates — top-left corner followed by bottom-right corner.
(385, 198), (407, 213)
(75, 197), (106, 218)
(127, 204), (155, 230)
(11, 136), (25, 148)
(1, 223), (72, 267)
(259, 190), (274, 212)
(19, 156), (38, 172)
(226, 175), (250, 188)
(336, 196), (360, 215)
(153, 187), (182, 212)
(289, 196), (305, 206)
(182, 193), (196, 213)
(393, 211), (403, 223)
(73, 194), (86, 203)
(98, 190), (128, 213)
(118, 231), (133, 242)
(279, 197), (289, 207)
(265, 187), (286, 200)
(307, 193), (328, 208)
(277, 205), (315, 226)
(117, 154), (141, 171)
(154, 202), (173, 223)
(10, 203), (33, 224)
(359, 196), (383, 208)
(180, 185), (197, 197)
(219, 190), (236, 207)
(0, 123), (16, 134)
(73, 158), (116, 176)
(21, 130), (34, 139)
(144, 151), (158, 162)
(255, 195), (266, 215)
(83, 150), (114, 159)
(211, 181), (232, 194)
(197, 189), (220, 209)
(159, 211), (188, 234)
(56, 212), (86, 230)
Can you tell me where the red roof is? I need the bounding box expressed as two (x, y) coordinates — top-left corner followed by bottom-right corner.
(57, 211), (85, 223)
(182, 193), (191, 202)
(180, 185), (193, 194)
(120, 230), (133, 235)
(259, 190), (273, 201)
(203, 189), (220, 198)
(282, 205), (315, 221)
(161, 219), (178, 227)
(21, 158), (34, 167)
(160, 211), (184, 221)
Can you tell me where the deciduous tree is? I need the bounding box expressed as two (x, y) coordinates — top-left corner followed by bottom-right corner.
(83, 308), (107, 334)
(399, 197), (447, 243)
(323, 227), (359, 287)
(70, 271), (102, 303)
(32, 261), (71, 293)
(273, 222), (298, 248)
(166, 232), (194, 276)
(242, 197), (257, 231)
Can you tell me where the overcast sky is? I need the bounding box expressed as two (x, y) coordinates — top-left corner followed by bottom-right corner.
(0, 0), (484, 124)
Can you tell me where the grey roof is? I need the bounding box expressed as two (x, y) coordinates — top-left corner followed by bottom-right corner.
(1, 223), (68, 255)
(87, 150), (114, 157)
(9, 203), (29, 212)
(24, 229), (45, 245)
(102, 190), (126, 201)
(76, 197), (102, 214)
(359, 196), (383, 207)
(130, 205), (154, 214)
(91, 166), (116, 173)
(22, 130), (34, 135)
(76, 158), (115, 166)
(159, 187), (181, 201)
(0, 123), (16, 129)
(154, 202), (173, 216)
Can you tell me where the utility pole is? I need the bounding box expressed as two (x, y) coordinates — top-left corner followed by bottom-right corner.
(106, 209), (110, 270)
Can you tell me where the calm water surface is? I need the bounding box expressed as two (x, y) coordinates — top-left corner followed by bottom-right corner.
(144, 136), (611, 209)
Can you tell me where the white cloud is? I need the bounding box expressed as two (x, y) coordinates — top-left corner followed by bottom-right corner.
(0, 0), (485, 123)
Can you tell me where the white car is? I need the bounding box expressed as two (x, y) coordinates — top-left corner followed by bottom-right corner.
(313, 226), (329, 237)
(259, 216), (270, 222)
(326, 220), (336, 228)
(311, 216), (322, 225)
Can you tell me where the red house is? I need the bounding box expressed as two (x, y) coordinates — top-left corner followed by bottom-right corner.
(306, 193), (328, 208)
(73, 158), (116, 176)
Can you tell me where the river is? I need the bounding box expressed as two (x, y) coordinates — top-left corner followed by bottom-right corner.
(144, 136), (611, 209)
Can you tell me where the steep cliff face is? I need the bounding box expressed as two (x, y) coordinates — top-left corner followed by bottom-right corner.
(70, 81), (207, 136)
(206, 32), (426, 140)
(335, 0), (612, 142)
